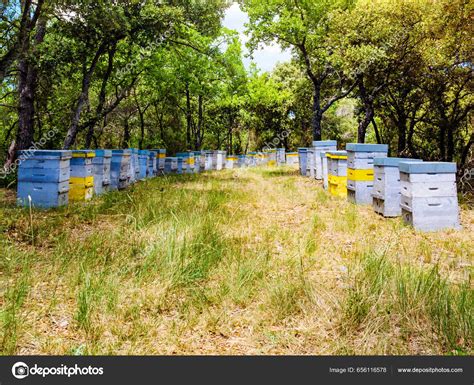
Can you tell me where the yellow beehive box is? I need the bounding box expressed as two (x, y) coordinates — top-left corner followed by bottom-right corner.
(70, 176), (94, 188)
(347, 168), (374, 181)
(69, 185), (94, 201)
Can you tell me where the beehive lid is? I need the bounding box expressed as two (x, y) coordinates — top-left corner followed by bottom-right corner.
(374, 157), (422, 167)
(399, 161), (456, 174)
(17, 150), (72, 160)
(94, 149), (112, 158)
(346, 143), (389, 152)
(297, 148), (308, 152)
(112, 149), (131, 155)
(312, 140), (337, 147)
(138, 150), (149, 156)
(72, 150), (95, 158)
(326, 150), (347, 159)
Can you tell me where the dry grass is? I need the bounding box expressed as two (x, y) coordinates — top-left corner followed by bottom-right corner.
(0, 167), (472, 355)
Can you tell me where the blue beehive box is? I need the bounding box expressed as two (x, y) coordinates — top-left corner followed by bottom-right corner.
(176, 152), (195, 174)
(17, 150), (72, 208)
(150, 149), (166, 174)
(312, 140), (337, 179)
(138, 150), (149, 180)
(128, 148), (136, 184)
(372, 157), (422, 217)
(147, 151), (157, 178)
(177, 157), (184, 174)
(164, 157), (178, 174)
(194, 154), (201, 173)
(399, 161), (460, 231)
(128, 148), (140, 183)
(298, 148), (308, 176)
(110, 149), (131, 190)
(93, 149), (112, 196)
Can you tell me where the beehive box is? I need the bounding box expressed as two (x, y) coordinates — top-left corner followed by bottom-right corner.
(268, 150), (277, 166)
(276, 148), (286, 166)
(149, 149), (166, 174)
(17, 150), (72, 208)
(127, 148), (138, 184)
(204, 151), (213, 171)
(286, 152), (298, 166)
(93, 149), (112, 196)
(138, 150), (148, 180)
(399, 162), (460, 232)
(327, 151), (347, 198)
(212, 150), (226, 170)
(69, 150), (95, 201)
(298, 148), (308, 176)
(164, 157), (178, 174)
(320, 151), (329, 190)
(306, 147), (315, 178)
(177, 157), (184, 174)
(176, 152), (195, 174)
(313, 140), (337, 180)
(110, 149), (131, 190)
(247, 152), (257, 167)
(237, 155), (246, 168)
(346, 143), (388, 204)
(372, 157), (422, 217)
(226, 155), (238, 169)
(158, 149), (166, 173)
(194, 154), (201, 173)
(147, 151), (157, 178)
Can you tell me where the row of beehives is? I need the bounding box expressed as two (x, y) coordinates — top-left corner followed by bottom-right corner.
(296, 141), (461, 232)
(15, 148), (294, 209)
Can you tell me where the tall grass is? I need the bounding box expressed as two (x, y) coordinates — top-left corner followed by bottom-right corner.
(0, 252), (31, 354)
(341, 252), (473, 354)
(0, 168), (472, 355)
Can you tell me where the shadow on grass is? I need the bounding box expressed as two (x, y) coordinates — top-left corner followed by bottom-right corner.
(259, 168), (299, 178)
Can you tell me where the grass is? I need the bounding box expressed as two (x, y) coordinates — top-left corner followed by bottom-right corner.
(0, 167), (472, 355)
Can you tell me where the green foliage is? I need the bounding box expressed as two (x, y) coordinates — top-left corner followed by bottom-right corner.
(0, 0), (472, 180)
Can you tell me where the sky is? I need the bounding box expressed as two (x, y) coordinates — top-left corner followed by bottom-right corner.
(222, 3), (292, 73)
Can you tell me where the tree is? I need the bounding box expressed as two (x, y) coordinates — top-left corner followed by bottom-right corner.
(241, 0), (356, 141)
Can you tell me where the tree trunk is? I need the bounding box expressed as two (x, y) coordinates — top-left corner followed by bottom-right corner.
(438, 123), (446, 161)
(356, 75), (374, 144)
(0, 0), (44, 82)
(63, 41), (107, 149)
(122, 117), (131, 148)
(85, 42), (116, 148)
(185, 82), (192, 149)
(446, 123), (454, 162)
(6, 13), (46, 169)
(397, 115), (407, 156)
(228, 110), (233, 154)
(196, 94), (203, 150)
(138, 105), (146, 150)
(311, 86), (322, 141)
(371, 118), (382, 145)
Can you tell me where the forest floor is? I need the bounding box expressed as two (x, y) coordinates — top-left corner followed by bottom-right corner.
(0, 167), (473, 355)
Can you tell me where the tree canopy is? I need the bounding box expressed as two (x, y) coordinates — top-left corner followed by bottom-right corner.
(0, 0), (472, 183)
